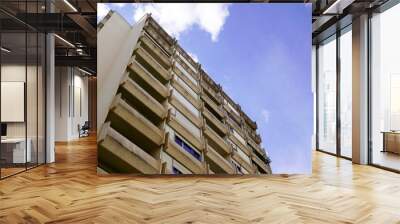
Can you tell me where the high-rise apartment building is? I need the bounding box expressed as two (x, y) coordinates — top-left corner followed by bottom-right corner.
(97, 11), (272, 175)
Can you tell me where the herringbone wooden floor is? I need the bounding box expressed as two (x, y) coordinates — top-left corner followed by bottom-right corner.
(1, 136), (399, 223)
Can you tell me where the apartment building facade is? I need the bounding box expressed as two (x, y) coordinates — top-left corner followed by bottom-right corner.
(97, 11), (272, 175)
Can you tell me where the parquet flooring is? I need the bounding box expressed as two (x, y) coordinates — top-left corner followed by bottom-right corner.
(0, 135), (399, 223)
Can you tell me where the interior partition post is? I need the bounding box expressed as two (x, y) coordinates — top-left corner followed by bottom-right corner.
(315, 45), (319, 151)
(45, 0), (55, 163)
(352, 14), (369, 164)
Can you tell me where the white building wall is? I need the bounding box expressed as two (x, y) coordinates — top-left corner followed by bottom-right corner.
(97, 12), (148, 134)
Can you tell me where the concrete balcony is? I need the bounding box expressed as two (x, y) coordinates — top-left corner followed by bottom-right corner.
(247, 137), (265, 159)
(247, 131), (262, 144)
(144, 22), (172, 56)
(227, 118), (245, 139)
(98, 123), (161, 174)
(138, 33), (171, 70)
(171, 78), (201, 110)
(251, 153), (269, 174)
(232, 151), (253, 174)
(202, 107), (228, 136)
(201, 93), (224, 120)
(107, 94), (165, 149)
(175, 44), (198, 70)
(168, 111), (204, 151)
(203, 125), (230, 156)
(173, 66), (200, 93)
(225, 108), (242, 128)
(205, 144), (234, 174)
(229, 134), (251, 156)
(164, 133), (205, 174)
(128, 59), (169, 102)
(119, 75), (167, 123)
(134, 46), (171, 83)
(169, 95), (202, 129)
(175, 56), (198, 80)
(201, 82), (221, 105)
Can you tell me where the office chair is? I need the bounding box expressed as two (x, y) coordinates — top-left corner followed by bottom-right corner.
(79, 121), (90, 138)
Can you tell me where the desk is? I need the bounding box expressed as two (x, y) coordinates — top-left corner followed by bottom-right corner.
(1, 138), (31, 164)
(382, 131), (400, 154)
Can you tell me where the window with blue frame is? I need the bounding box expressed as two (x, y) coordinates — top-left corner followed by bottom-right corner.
(174, 135), (201, 161)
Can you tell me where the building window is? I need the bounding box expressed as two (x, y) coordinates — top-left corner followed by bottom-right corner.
(174, 135), (201, 161)
(172, 166), (183, 174)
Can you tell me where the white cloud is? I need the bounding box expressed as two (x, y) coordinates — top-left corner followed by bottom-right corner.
(133, 3), (230, 42)
(261, 109), (270, 124)
(188, 52), (199, 62)
(97, 4), (110, 21)
(115, 3), (126, 7)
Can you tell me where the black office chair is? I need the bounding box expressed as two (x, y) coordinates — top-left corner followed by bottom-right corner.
(79, 121), (90, 138)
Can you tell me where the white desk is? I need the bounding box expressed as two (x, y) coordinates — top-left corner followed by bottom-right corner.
(1, 138), (31, 163)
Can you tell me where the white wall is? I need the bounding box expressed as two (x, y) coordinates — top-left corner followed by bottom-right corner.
(55, 67), (89, 141)
(1, 65), (37, 138)
(97, 12), (148, 134)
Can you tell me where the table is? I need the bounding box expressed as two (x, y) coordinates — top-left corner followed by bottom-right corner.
(1, 138), (32, 164)
(382, 131), (400, 154)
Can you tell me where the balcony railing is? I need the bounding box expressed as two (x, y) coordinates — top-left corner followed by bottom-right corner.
(247, 137), (265, 160)
(168, 110), (204, 151)
(119, 75), (167, 122)
(205, 144), (234, 174)
(203, 125), (230, 156)
(128, 59), (169, 102)
(201, 93), (224, 119)
(174, 55), (198, 81)
(164, 133), (205, 174)
(229, 134), (250, 156)
(201, 81), (221, 105)
(251, 153), (269, 174)
(232, 151), (253, 174)
(138, 33), (171, 70)
(108, 94), (165, 147)
(144, 20), (172, 55)
(98, 123), (161, 174)
(173, 65), (200, 93)
(175, 45), (198, 72)
(202, 107), (228, 136)
(134, 46), (171, 83)
(171, 78), (201, 110)
(169, 95), (202, 129)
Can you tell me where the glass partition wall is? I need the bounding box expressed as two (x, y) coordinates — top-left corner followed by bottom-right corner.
(0, 2), (46, 179)
(370, 3), (400, 171)
(339, 27), (352, 159)
(317, 35), (337, 155)
(316, 26), (352, 159)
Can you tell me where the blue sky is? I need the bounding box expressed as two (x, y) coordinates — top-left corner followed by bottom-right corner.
(98, 3), (312, 174)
